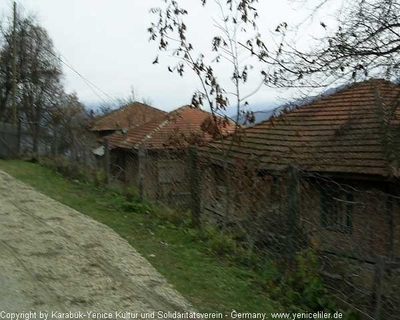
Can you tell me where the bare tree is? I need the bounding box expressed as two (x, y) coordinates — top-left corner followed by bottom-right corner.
(95, 85), (155, 117)
(0, 8), (88, 159)
(148, 0), (288, 131)
(256, 0), (400, 87)
(48, 91), (90, 155)
(0, 13), (61, 152)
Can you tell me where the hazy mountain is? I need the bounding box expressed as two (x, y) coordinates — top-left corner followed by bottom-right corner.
(229, 84), (350, 126)
(228, 106), (284, 126)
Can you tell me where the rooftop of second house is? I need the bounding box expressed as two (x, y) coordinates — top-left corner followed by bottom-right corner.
(90, 102), (166, 132)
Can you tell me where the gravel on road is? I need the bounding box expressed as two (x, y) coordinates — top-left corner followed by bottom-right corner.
(0, 171), (193, 319)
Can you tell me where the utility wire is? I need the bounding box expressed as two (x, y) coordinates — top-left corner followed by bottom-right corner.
(55, 50), (119, 106)
(13, 1), (119, 108)
(49, 47), (119, 107)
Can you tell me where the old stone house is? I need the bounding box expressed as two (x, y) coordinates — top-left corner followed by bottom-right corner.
(108, 105), (235, 205)
(201, 79), (400, 261)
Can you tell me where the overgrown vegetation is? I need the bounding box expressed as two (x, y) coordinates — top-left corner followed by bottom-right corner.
(0, 159), (358, 318)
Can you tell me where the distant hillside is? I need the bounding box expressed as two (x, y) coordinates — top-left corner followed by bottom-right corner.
(229, 106), (284, 126)
(230, 84), (349, 126)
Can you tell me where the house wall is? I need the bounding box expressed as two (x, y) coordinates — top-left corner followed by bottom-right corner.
(201, 161), (400, 260)
(303, 179), (400, 261)
(123, 151), (139, 185)
(110, 148), (128, 181)
(301, 179), (389, 260)
(111, 148), (191, 207)
(113, 148), (400, 260)
(206, 171), (285, 217)
(200, 163), (291, 250)
(145, 150), (191, 206)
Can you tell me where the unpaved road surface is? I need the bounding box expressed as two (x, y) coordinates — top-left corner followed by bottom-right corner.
(0, 171), (193, 318)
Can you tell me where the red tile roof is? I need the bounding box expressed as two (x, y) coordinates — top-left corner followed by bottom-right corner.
(204, 79), (400, 178)
(108, 106), (236, 149)
(90, 102), (166, 131)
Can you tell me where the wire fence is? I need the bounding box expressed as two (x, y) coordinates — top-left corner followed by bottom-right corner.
(107, 141), (400, 319)
(4, 122), (400, 319)
(0, 121), (19, 158)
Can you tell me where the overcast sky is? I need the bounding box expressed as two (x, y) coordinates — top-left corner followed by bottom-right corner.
(0, 0), (335, 113)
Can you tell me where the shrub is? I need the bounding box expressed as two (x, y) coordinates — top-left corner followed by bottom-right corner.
(40, 157), (91, 183)
(94, 170), (106, 187)
(123, 186), (138, 202)
(151, 206), (192, 227)
(120, 200), (152, 214)
(266, 249), (350, 315)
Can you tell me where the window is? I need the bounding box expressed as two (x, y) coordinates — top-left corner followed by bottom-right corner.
(320, 188), (353, 234)
(256, 170), (281, 199)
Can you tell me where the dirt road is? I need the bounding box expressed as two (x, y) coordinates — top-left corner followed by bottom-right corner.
(0, 171), (193, 318)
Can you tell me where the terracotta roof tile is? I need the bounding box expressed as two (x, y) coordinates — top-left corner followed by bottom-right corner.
(204, 79), (400, 178)
(109, 106), (236, 149)
(90, 102), (166, 131)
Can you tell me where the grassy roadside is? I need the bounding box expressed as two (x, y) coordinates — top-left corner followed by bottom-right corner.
(0, 160), (280, 313)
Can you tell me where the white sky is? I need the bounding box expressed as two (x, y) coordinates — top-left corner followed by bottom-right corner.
(0, 0), (337, 113)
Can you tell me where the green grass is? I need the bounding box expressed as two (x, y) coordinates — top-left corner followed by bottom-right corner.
(0, 160), (280, 313)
